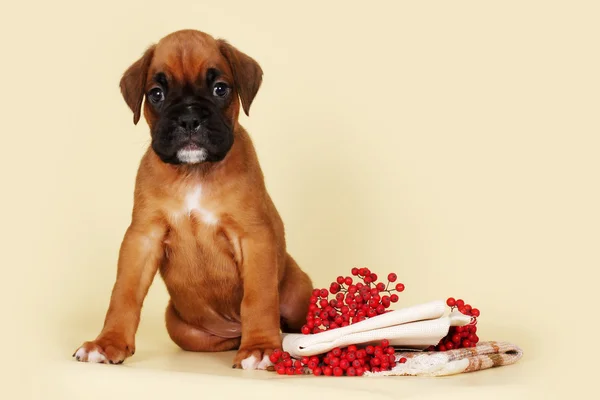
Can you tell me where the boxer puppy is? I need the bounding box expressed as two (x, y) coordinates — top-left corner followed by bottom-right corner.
(73, 29), (313, 369)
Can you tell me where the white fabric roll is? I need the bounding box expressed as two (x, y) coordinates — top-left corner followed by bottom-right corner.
(281, 300), (471, 358)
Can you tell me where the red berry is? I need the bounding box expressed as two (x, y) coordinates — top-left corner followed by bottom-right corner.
(388, 354), (396, 363)
(332, 348), (342, 357)
(388, 273), (397, 282)
(284, 359), (293, 367)
(313, 367), (323, 376)
(333, 367), (343, 376)
(381, 339), (390, 347)
(270, 353), (281, 363)
(446, 297), (456, 307)
(471, 308), (480, 317)
(464, 304), (472, 313)
(281, 352), (290, 359)
(301, 325), (310, 335)
(366, 346), (374, 355)
(307, 360), (318, 370)
(324, 366), (333, 376)
(386, 347), (395, 355)
(372, 367), (381, 373)
(295, 367), (303, 375)
(395, 283), (405, 292)
(455, 299), (464, 308)
(336, 276), (345, 284)
(376, 304), (385, 314)
(352, 359), (361, 368)
(356, 367), (364, 376)
(438, 344), (446, 351)
(399, 357), (407, 364)
(344, 277), (353, 285)
(286, 367), (295, 375)
(371, 357), (381, 366)
(309, 296), (318, 304)
(300, 356), (310, 366)
(330, 357), (340, 367)
(351, 268), (359, 276)
(446, 342), (454, 350)
(462, 340), (472, 348)
(340, 359), (350, 370)
(347, 367), (356, 376)
(390, 294), (399, 303)
(276, 365), (286, 375)
(452, 334), (461, 344)
(330, 283), (340, 294)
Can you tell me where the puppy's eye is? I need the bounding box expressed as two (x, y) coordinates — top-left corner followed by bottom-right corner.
(148, 88), (165, 104)
(213, 82), (230, 98)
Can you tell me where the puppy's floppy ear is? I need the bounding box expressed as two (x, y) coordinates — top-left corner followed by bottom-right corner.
(119, 45), (156, 125)
(217, 40), (263, 116)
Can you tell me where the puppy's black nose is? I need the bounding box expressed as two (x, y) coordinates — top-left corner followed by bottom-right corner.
(178, 114), (201, 131)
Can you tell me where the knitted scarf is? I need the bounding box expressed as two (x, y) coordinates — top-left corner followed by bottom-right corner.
(365, 341), (523, 377)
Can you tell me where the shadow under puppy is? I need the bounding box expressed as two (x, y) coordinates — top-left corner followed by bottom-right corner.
(73, 29), (313, 369)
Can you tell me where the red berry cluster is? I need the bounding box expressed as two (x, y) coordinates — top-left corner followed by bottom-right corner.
(426, 297), (481, 351)
(271, 340), (405, 376)
(301, 268), (405, 334)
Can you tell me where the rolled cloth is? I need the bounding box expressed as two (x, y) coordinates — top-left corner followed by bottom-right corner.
(282, 300), (472, 358)
(365, 341), (524, 377)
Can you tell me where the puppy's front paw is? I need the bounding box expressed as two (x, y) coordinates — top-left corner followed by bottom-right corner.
(232, 346), (278, 370)
(73, 334), (134, 365)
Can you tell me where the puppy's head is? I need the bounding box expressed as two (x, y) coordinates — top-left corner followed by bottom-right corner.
(119, 30), (262, 164)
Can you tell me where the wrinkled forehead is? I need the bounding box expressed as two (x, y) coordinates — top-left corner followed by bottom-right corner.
(148, 35), (232, 86)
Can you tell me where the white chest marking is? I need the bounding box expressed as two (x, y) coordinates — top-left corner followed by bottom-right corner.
(183, 186), (218, 225)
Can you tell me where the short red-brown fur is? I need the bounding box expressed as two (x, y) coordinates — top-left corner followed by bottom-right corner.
(75, 29), (313, 368)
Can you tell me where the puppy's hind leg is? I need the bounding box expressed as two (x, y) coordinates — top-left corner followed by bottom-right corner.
(165, 302), (241, 352)
(278, 254), (313, 333)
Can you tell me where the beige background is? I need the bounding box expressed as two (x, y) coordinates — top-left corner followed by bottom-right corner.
(1, 0), (597, 399)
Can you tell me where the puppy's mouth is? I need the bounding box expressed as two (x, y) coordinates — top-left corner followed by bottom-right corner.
(176, 143), (208, 164)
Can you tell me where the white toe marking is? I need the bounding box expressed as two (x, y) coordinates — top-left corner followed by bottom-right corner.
(75, 347), (87, 359)
(257, 354), (273, 370)
(241, 354), (260, 370)
(87, 350), (107, 363)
